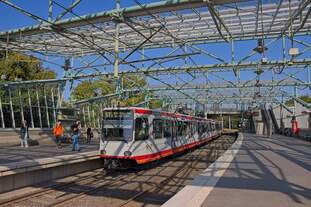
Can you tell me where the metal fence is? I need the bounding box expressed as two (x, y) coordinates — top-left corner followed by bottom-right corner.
(0, 83), (62, 129)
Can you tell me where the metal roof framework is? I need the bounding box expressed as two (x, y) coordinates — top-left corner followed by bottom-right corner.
(0, 0), (310, 110)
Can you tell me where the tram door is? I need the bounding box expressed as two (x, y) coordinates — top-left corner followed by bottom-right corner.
(150, 118), (168, 152)
(133, 116), (153, 155)
(171, 120), (178, 149)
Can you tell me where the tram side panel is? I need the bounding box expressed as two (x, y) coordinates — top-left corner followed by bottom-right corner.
(99, 107), (221, 168)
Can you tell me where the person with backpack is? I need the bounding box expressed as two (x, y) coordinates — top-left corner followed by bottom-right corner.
(53, 120), (64, 148)
(71, 120), (81, 151)
(20, 120), (29, 148)
(86, 127), (94, 144)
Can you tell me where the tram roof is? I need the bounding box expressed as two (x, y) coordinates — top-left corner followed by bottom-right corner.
(103, 107), (215, 122)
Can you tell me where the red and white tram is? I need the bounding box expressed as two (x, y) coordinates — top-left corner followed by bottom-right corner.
(100, 107), (222, 168)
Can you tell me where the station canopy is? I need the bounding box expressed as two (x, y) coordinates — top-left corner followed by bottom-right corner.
(0, 0), (310, 56)
(0, 0), (310, 109)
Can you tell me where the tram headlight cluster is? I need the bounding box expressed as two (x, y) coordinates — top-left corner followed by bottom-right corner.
(100, 150), (106, 155)
(124, 151), (132, 156)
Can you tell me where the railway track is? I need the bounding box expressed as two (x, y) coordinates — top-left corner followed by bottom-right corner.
(0, 134), (236, 207)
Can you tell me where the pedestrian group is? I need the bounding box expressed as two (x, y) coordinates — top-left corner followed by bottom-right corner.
(20, 119), (93, 152)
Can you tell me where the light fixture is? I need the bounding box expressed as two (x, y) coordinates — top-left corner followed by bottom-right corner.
(289, 48), (299, 56)
(253, 39), (267, 54)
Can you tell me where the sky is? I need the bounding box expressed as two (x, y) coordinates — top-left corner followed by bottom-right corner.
(0, 0), (310, 102)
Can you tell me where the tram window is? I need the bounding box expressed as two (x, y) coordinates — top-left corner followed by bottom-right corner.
(204, 123), (208, 133)
(153, 119), (163, 139)
(135, 118), (149, 141)
(193, 122), (198, 134)
(198, 123), (204, 135)
(177, 121), (182, 136)
(211, 124), (215, 131)
(185, 122), (191, 134)
(177, 121), (186, 136)
(182, 122), (188, 136)
(164, 120), (172, 138)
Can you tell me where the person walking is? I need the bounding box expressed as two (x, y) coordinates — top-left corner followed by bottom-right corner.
(71, 120), (81, 151)
(20, 120), (29, 148)
(86, 127), (93, 144)
(53, 120), (64, 148)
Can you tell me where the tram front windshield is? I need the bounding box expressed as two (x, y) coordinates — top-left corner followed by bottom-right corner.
(102, 110), (133, 141)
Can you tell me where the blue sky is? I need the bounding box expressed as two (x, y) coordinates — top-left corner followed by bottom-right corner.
(0, 0), (310, 101)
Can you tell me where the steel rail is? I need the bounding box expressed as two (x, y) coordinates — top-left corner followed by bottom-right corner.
(0, 169), (106, 206)
(116, 135), (220, 207)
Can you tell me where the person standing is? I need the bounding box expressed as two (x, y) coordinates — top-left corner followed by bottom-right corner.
(71, 120), (81, 151)
(86, 127), (93, 144)
(53, 120), (64, 148)
(20, 120), (29, 148)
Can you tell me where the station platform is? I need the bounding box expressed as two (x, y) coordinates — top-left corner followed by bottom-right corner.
(163, 133), (311, 207)
(0, 142), (98, 165)
(0, 142), (101, 193)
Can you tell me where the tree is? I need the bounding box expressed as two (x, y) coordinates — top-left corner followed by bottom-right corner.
(285, 95), (311, 106)
(73, 74), (151, 107)
(0, 51), (58, 128)
(0, 51), (56, 81)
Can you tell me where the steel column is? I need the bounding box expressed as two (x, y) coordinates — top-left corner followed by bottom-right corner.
(0, 95), (5, 128)
(228, 115), (231, 129)
(48, 0), (53, 22)
(43, 88), (50, 128)
(8, 88), (15, 128)
(27, 88), (34, 128)
(92, 107), (96, 128)
(18, 88), (24, 122)
(82, 105), (86, 128)
(36, 88), (42, 128)
(114, 0), (120, 93)
(87, 104), (91, 127)
(51, 88), (56, 125)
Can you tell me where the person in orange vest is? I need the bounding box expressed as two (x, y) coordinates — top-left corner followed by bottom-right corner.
(291, 116), (299, 136)
(53, 120), (64, 148)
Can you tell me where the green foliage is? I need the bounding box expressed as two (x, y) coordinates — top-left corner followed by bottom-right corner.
(73, 74), (148, 106)
(149, 99), (162, 109)
(0, 51), (56, 81)
(285, 95), (311, 106)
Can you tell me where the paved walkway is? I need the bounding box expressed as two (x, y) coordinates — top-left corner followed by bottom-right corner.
(163, 133), (311, 207)
(0, 142), (99, 165)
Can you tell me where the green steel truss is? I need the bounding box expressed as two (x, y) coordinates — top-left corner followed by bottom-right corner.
(0, 0), (310, 117)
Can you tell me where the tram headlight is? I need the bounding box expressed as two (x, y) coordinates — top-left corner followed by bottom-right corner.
(124, 151), (132, 157)
(100, 150), (106, 155)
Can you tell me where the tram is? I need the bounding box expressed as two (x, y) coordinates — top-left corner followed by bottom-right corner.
(99, 107), (222, 169)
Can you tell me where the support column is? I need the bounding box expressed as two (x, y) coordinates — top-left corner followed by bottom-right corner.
(51, 88), (56, 125)
(48, 0), (53, 22)
(97, 112), (101, 129)
(8, 88), (15, 128)
(293, 86), (297, 116)
(114, 0), (121, 93)
(57, 84), (63, 108)
(87, 104), (91, 128)
(27, 88), (34, 128)
(18, 88), (24, 122)
(92, 107), (96, 128)
(141, 48), (145, 69)
(36, 88), (42, 128)
(82, 105), (86, 128)
(308, 66), (310, 88)
(0, 95), (5, 128)
(44, 88), (50, 128)
(228, 115), (231, 129)
(282, 34), (286, 61)
(231, 38), (234, 64)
